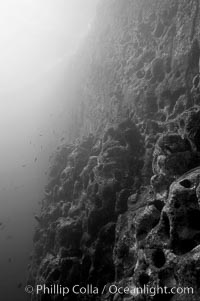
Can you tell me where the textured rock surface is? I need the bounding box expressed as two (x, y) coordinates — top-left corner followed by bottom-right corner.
(28, 0), (200, 300)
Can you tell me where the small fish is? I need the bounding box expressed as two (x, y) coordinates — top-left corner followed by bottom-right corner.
(34, 157), (37, 162)
(34, 215), (41, 223)
(22, 164), (26, 168)
(17, 283), (22, 289)
(60, 137), (65, 142)
(8, 257), (12, 263)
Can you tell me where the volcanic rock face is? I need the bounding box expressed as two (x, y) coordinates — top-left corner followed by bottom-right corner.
(29, 0), (200, 300)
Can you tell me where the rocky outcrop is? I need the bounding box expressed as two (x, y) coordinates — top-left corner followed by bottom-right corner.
(29, 0), (200, 300)
(28, 122), (145, 300)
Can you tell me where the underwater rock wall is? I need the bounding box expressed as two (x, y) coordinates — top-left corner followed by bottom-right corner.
(29, 0), (200, 300)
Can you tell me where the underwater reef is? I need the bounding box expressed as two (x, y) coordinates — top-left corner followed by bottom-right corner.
(28, 0), (200, 300)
